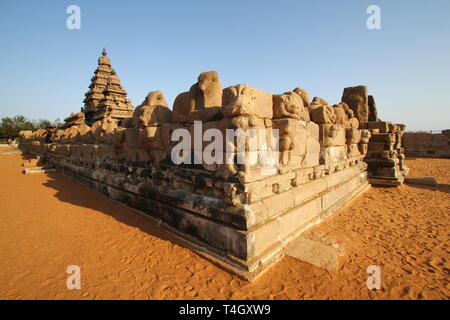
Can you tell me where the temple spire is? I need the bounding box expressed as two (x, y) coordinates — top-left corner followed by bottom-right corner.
(81, 49), (134, 125)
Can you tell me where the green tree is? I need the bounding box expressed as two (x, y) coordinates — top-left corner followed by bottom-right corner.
(35, 119), (53, 129)
(53, 118), (63, 128)
(0, 115), (36, 139)
(0, 115), (64, 140)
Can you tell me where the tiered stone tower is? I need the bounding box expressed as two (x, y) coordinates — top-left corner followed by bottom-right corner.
(82, 49), (133, 125)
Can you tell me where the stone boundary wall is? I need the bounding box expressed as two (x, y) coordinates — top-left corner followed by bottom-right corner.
(403, 130), (450, 158)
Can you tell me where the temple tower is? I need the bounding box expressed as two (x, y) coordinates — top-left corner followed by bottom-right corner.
(82, 49), (134, 125)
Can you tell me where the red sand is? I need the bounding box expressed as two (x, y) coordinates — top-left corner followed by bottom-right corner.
(0, 152), (448, 300)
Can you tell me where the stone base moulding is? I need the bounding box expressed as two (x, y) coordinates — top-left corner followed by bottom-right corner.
(44, 153), (369, 281)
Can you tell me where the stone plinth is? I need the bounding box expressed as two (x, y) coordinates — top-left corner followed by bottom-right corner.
(21, 72), (383, 280)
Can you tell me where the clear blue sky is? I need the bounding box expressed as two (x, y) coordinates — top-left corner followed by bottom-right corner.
(0, 0), (449, 131)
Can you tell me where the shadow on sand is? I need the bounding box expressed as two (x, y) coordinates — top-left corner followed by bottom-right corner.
(405, 181), (450, 194)
(38, 164), (237, 277)
(402, 176), (450, 194)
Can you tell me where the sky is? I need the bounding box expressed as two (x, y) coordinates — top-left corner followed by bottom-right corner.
(0, 0), (449, 131)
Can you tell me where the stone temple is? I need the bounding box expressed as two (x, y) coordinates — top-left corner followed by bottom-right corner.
(82, 49), (134, 126)
(19, 50), (409, 280)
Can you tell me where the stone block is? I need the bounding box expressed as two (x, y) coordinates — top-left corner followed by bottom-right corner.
(319, 124), (346, 147)
(307, 121), (319, 140)
(222, 84), (273, 120)
(370, 133), (395, 143)
(322, 176), (359, 211)
(342, 86), (369, 123)
(321, 146), (347, 164)
(262, 190), (295, 218)
(279, 197), (322, 240)
(310, 105), (336, 124)
(368, 141), (393, 152)
(293, 178), (328, 205)
(304, 136), (320, 167)
(247, 218), (280, 259)
(124, 128), (142, 149)
(375, 167), (398, 178)
(367, 121), (394, 134)
(286, 235), (343, 272)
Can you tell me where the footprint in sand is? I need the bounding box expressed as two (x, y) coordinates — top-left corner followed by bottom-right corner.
(53, 292), (67, 299)
(183, 286), (198, 297)
(40, 279), (55, 288)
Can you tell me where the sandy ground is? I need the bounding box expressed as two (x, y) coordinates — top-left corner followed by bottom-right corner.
(0, 149), (448, 300)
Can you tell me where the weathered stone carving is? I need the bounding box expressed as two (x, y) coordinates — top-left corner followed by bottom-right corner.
(293, 88), (311, 107)
(222, 84), (273, 121)
(91, 116), (118, 144)
(132, 91), (171, 128)
(273, 91), (310, 121)
(333, 104), (350, 126)
(172, 71), (223, 123)
(310, 105), (336, 124)
(342, 86), (369, 124)
(358, 129), (371, 155)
